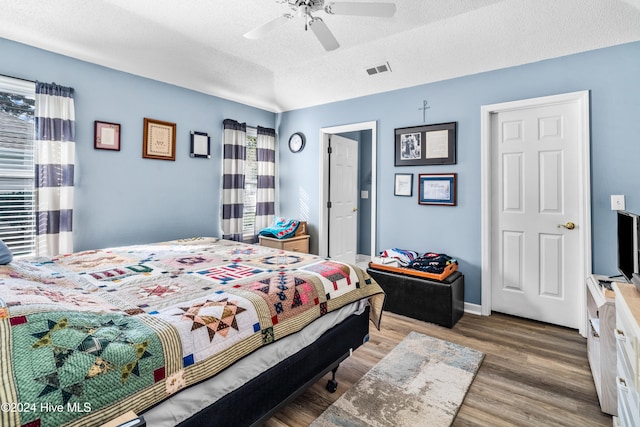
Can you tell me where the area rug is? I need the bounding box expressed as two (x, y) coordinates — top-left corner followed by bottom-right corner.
(311, 331), (484, 427)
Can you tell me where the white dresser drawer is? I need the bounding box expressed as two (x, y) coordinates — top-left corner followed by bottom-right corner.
(616, 294), (639, 388)
(618, 339), (635, 391)
(617, 375), (638, 427)
(613, 282), (640, 426)
(616, 327), (637, 389)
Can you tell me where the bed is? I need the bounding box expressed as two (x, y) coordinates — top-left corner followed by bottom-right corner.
(0, 237), (384, 427)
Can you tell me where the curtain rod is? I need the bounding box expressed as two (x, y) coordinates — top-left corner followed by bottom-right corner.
(0, 73), (36, 83)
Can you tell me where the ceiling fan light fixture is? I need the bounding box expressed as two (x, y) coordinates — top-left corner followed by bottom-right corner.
(245, 0), (397, 51)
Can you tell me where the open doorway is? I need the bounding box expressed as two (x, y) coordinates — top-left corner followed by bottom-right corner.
(318, 121), (377, 265)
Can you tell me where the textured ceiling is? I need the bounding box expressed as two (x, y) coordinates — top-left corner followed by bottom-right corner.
(1, 0), (639, 112)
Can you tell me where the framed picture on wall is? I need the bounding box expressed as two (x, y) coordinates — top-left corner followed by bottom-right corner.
(395, 122), (457, 166)
(143, 118), (176, 161)
(94, 121), (121, 151)
(190, 131), (211, 158)
(394, 173), (413, 196)
(418, 173), (457, 206)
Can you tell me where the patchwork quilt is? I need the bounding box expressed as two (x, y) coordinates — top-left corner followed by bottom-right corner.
(0, 237), (384, 427)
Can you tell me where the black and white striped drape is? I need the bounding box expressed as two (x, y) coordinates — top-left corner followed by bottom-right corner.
(221, 119), (246, 241)
(35, 82), (75, 256)
(253, 126), (276, 240)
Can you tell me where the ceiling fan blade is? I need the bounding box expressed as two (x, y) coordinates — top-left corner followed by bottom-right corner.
(309, 17), (340, 51)
(244, 14), (293, 39)
(325, 2), (396, 17)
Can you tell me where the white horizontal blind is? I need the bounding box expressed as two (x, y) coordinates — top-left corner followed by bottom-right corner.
(0, 76), (36, 256)
(243, 127), (258, 240)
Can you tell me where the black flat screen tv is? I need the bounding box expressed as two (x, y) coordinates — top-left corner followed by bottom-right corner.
(617, 210), (639, 283)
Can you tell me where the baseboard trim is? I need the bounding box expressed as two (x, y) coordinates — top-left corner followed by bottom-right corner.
(464, 302), (482, 316)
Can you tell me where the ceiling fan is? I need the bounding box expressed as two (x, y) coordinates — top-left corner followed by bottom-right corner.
(244, 0), (397, 51)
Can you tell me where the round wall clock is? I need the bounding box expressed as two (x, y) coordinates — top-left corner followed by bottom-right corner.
(288, 132), (306, 153)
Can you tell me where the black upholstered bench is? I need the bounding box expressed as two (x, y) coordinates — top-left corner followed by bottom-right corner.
(367, 267), (464, 328)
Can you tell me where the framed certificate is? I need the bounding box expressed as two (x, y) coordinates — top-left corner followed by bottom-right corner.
(143, 118), (176, 161)
(94, 121), (121, 151)
(418, 173), (457, 206)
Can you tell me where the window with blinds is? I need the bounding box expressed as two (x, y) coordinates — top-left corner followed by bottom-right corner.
(242, 127), (258, 240)
(0, 76), (36, 256)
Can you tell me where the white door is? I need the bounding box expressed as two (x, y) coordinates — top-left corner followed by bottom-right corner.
(328, 134), (358, 264)
(489, 95), (589, 329)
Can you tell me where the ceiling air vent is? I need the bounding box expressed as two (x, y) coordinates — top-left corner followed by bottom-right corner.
(366, 62), (392, 76)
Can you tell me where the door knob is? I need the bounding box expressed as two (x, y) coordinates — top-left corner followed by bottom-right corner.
(557, 222), (576, 230)
(352, 207), (358, 212)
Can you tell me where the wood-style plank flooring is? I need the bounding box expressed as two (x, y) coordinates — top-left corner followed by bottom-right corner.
(264, 311), (613, 427)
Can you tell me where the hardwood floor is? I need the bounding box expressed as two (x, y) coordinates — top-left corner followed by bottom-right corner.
(265, 311), (613, 427)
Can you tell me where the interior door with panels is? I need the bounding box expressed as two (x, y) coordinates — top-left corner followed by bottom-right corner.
(490, 99), (585, 329)
(328, 134), (359, 264)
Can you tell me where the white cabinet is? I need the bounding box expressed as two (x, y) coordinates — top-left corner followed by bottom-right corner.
(613, 282), (640, 427)
(586, 274), (617, 415)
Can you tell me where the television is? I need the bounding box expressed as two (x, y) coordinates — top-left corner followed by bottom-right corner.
(617, 210), (639, 283)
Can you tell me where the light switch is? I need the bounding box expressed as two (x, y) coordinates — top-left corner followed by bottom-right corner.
(611, 195), (625, 211)
(361, 190), (369, 199)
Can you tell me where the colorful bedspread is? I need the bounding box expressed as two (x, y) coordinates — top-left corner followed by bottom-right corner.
(0, 237), (384, 427)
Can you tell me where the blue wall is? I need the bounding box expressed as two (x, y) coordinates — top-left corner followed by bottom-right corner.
(3, 36), (640, 306)
(0, 37), (275, 251)
(277, 41), (640, 305)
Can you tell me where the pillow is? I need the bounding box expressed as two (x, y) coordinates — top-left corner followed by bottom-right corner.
(0, 240), (13, 264)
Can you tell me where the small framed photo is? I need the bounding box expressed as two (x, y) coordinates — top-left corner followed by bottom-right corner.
(394, 173), (413, 197)
(395, 122), (457, 166)
(419, 173), (457, 206)
(143, 118), (176, 161)
(190, 131), (211, 158)
(94, 121), (121, 151)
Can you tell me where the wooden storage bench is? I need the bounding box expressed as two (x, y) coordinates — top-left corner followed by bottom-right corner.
(367, 265), (464, 328)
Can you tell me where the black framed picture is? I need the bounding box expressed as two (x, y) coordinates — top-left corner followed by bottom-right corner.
(94, 121), (121, 151)
(190, 131), (211, 158)
(395, 122), (457, 166)
(394, 173), (413, 196)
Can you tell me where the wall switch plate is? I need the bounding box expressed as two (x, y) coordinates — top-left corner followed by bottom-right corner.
(360, 190), (369, 199)
(611, 195), (625, 210)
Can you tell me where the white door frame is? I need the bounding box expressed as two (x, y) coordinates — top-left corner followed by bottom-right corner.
(480, 91), (591, 336)
(318, 121), (377, 259)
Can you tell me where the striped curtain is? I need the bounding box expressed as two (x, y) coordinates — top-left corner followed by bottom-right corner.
(34, 82), (75, 256)
(253, 126), (276, 240)
(221, 119), (246, 241)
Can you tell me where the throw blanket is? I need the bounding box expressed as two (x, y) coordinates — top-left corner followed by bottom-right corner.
(0, 237), (384, 427)
(409, 252), (457, 274)
(379, 248), (419, 266)
(258, 217), (300, 239)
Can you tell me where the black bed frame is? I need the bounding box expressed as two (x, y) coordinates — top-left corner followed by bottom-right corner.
(174, 306), (371, 427)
